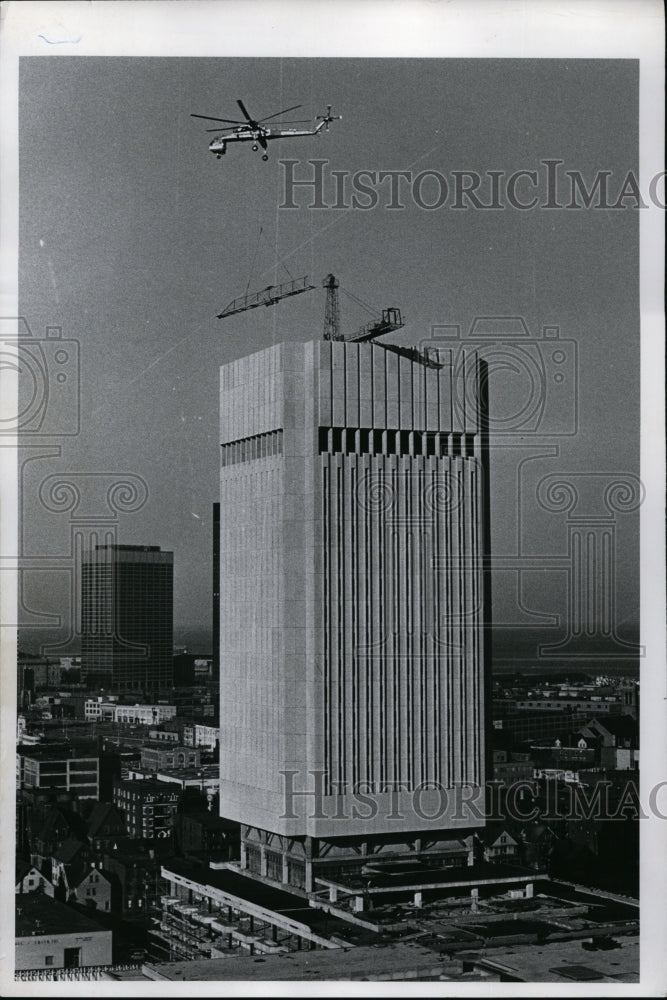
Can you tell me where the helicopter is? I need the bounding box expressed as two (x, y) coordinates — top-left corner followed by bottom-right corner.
(191, 99), (341, 160)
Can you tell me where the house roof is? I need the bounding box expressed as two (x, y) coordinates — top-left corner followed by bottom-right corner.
(74, 868), (112, 890)
(15, 860), (33, 883)
(53, 836), (87, 864)
(518, 823), (556, 844)
(36, 806), (71, 841)
(478, 825), (518, 847)
(579, 715), (638, 741)
(87, 801), (126, 838)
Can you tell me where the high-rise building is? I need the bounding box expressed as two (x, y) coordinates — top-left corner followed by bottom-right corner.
(218, 340), (489, 891)
(81, 544), (173, 692)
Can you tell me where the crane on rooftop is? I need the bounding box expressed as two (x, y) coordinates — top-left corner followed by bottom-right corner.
(217, 271), (404, 344)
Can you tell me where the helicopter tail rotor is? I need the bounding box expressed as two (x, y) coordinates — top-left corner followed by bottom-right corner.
(316, 105), (342, 131)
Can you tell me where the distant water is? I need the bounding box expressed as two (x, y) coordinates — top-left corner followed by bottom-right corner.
(17, 627), (214, 658)
(18, 626), (640, 677)
(490, 626), (641, 677)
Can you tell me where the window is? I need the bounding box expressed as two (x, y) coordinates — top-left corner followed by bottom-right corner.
(45, 956), (54, 966)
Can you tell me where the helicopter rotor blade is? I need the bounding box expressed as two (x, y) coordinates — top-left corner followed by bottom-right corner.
(237, 99), (255, 124)
(259, 103), (303, 123)
(191, 113), (246, 124)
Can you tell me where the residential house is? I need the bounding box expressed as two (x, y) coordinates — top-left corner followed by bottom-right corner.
(15, 861), (54, 897)
(72, 868), (113, 913)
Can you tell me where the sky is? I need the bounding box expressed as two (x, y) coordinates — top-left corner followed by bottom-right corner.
(17, 56), (640, 659)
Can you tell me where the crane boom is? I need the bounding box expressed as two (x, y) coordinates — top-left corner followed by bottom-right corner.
(349, 307), (404, 343)
(217, 276), (315, 319)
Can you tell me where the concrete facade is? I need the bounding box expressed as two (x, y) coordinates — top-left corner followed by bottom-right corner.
(218, 340), (488, 846)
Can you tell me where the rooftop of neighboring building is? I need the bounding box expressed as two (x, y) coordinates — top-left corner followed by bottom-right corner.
(141, 741), (193, 751)
(17, 742), (99, 760)
(579, 715), (638, 740)
(153, 765), (218, 781)
(86, 801), (127, 838)
(15, 895), (109, 938)
(469, 936), (639, 983)
(140, 941), (472, 982)
(53, 836), (88, 864)
(322, 861), (536, 894)
(161, 858), (366, 945)
(139, 936), (639, 983)
(113, 778), (181, 796)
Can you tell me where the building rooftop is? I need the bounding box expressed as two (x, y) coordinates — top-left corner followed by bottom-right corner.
(319, 862), (537, 895)
(580, 715), (638, 740)
(17, 744), (98, 760)
(142, 741), (191, 750)
(15, 896), (108, 938)
(94, 544), (161, 552)
(155, 767), (219, 781)
(114, 778), (180, 795)
(162, 860), (365, 944)
(471, 936), (639, 983)
(141, 941), (463, 982)
(87, 801), (125, 838)
(53, 837), (87, 864)
(140, 935), (639, 983)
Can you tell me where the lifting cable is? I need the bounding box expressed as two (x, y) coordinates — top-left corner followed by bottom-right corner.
(339, 284), (378, 317)
(245, 225), (264, 295)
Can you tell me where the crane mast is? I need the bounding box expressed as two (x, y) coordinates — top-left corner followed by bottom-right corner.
(322, 273), (342, 341)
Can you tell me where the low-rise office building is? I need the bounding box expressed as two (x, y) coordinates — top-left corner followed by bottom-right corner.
(182, 724), (219, 751)
(15, 895), (112, 971)
(140, 744), (200, 771)
(18, 747), (99, 800)
(84, 699), (176, 725)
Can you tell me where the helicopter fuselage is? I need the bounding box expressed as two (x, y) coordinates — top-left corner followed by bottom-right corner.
(208, 125), (325, 157)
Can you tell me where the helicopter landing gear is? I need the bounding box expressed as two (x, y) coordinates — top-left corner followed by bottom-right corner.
(252, 143), (258, 151)
(262, 154), (269, 161)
